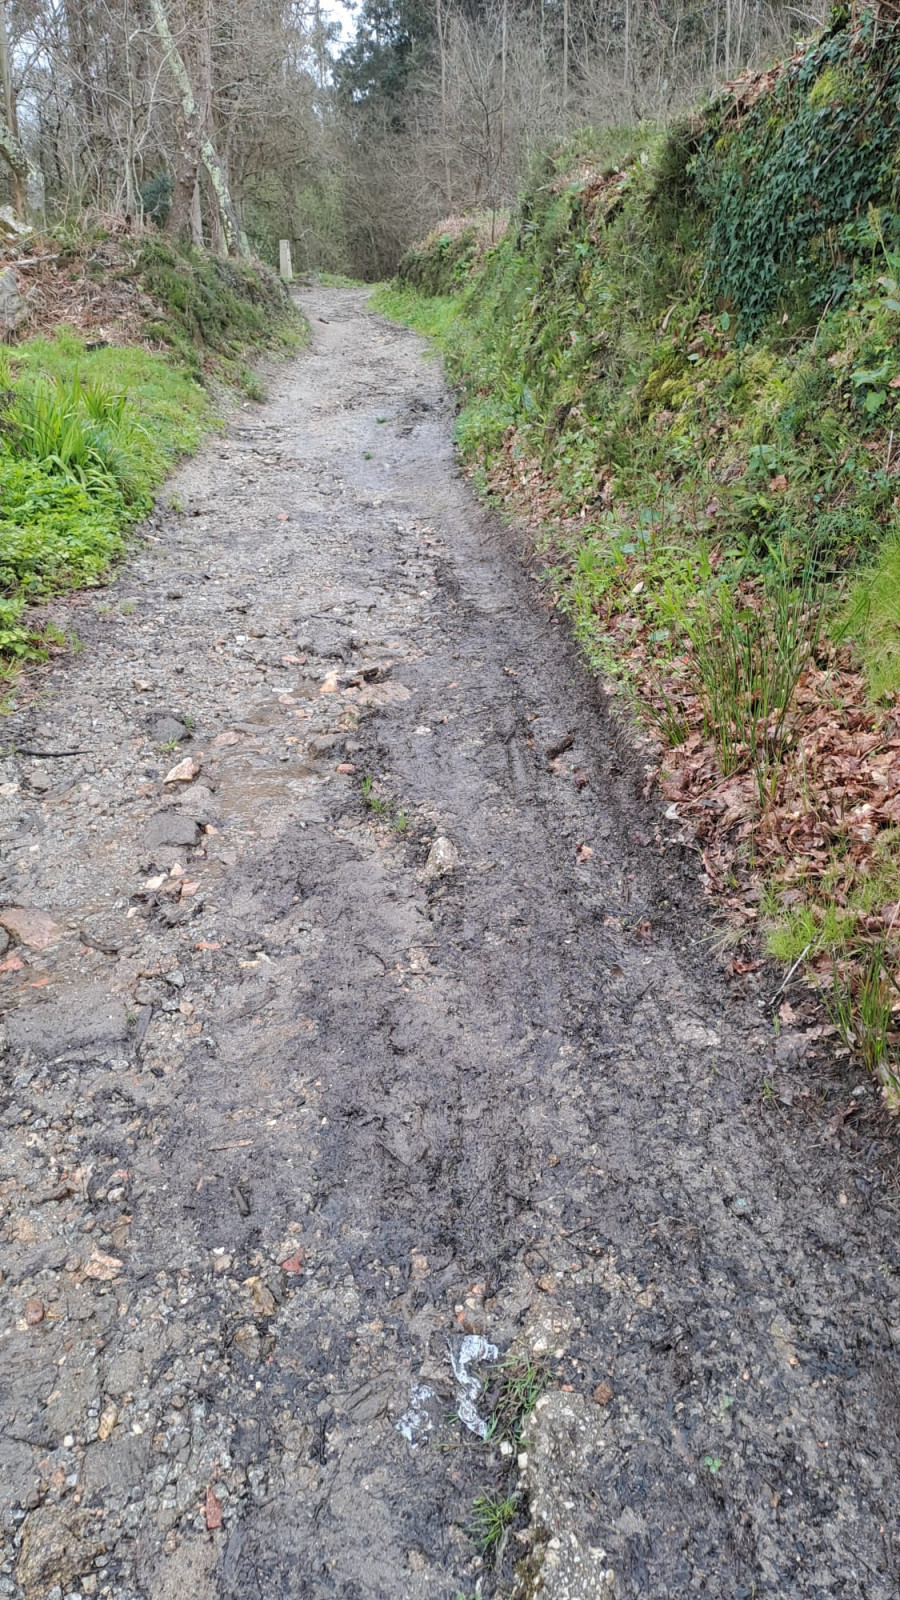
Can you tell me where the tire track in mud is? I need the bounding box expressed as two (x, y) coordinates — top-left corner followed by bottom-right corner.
(0, 289), (898, 1600)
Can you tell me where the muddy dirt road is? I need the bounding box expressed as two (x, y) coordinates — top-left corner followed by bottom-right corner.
(1, 288), (899, 1600)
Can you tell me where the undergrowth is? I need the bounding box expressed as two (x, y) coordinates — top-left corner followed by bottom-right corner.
(372, 9), (900, 1100)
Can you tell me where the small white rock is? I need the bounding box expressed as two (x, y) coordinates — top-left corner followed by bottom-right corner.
(423, 836), (459, 880)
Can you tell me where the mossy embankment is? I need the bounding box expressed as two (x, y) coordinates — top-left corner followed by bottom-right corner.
(0, 229), (304, 662)
(374, 10), (900, 1100)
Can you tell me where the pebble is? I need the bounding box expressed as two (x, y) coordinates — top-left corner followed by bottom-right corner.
(163, 756), (200, 785)
(233, 1324), (263, 1362)
(150, 715), (190, 744)
(0, 906), (64, 949)
(144, 812), (201, 850)
(97, 1405), (118, 1441)
(422, 836), (459, 880)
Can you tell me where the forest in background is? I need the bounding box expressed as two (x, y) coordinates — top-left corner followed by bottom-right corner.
(0, 0), (824, 279)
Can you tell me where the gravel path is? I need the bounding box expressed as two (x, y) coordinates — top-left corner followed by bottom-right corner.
(1, 288), (898, 1600)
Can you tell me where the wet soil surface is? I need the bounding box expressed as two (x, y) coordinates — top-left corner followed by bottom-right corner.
(1, 288), (899, 1600)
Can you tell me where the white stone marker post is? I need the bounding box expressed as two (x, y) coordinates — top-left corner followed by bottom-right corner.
(279, 240), (293, 283)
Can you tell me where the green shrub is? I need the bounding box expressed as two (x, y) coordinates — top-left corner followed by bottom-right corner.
(0, 457), (126, 592)
(9, 375), (148, 504)
(0, 370), (145, 608)
(398, 227), (481, 295)
(396, 215), (508, 297)
(140, 172), (173, 226)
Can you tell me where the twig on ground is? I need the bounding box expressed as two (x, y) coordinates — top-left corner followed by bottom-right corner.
(763, 942), (812, 1011)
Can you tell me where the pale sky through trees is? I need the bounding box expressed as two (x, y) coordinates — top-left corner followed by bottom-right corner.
(323, 0), (355, 44)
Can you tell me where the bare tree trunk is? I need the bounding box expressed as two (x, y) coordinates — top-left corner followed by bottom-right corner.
(313, 0), (328, 90)
(166, 99), (204, 243)
(497, 0), (507, 221)
(64, 1), (95, 118)
(0, 118), (28, 193)
(733, 0), (747, 72)
(149, 0), (248, 256)
(725, 0), (733, 75)
(500, 0), (507, 145)
(190, 173), (204, 247)
(121, 0), (139, 216)
(562, 0), (569, 107)
(0, 0), (25, 217)
(435, 0), (452, 211)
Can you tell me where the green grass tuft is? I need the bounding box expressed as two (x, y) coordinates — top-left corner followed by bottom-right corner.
(843, 532), (900, 701)
(485, 1353), (549, 1443)
(469, 1492), (517, 1556)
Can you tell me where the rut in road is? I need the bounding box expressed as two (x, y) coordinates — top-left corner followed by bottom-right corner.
(1, 288), (898, 1600)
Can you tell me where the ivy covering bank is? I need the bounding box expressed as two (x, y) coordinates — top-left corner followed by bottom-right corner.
(375, 8), (900, 1098)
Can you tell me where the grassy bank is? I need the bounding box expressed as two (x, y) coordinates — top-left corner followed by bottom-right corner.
(373, 10), (900, 1103)
(0, 228), (304, 662)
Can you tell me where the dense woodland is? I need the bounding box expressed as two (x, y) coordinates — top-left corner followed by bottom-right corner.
(0, 0), (823, 278)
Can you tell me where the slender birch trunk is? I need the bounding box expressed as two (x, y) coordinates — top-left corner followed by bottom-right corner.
(149, 0), (248, 256)
(0, 0), (25, 217)
(435, 0), (452, 212)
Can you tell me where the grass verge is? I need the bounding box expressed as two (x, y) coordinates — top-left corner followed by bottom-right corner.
(0, 226), (305, 667)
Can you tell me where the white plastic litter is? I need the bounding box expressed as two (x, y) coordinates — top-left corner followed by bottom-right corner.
(448, 1334), (499, 1439)
(395, 1384), (437, 1445)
